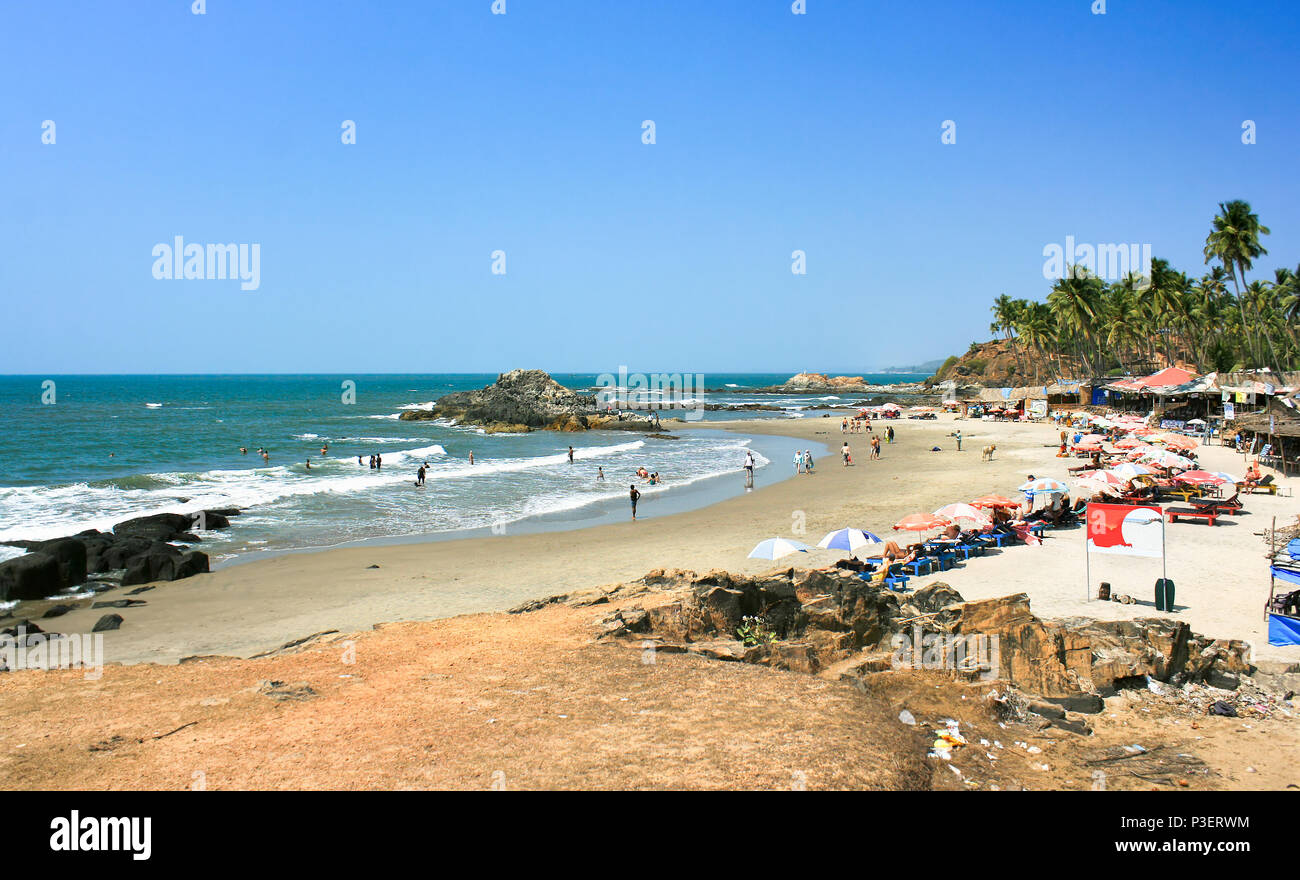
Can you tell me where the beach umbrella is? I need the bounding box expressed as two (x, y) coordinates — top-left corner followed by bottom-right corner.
(816, 528), (884, 553)
(1077, 478), (1123, 498)
(1075, 434), (1107, 446)
(1142, 450), (1195, 470)
(1176, 470), (1227, 486)
(932, 503), (991, 525)
(1076, 470), (1125, 487)
(1018, 477), (1067, 494)
(1209, 471), (1242, 486)
(747, 538), (811, 560)
(1163, 436), (1199, 451)
(894, 513), (952, 532)
(1109, 462), (1154, 481)
(1124, 445), (1158, 459)
(1187, 418), (1207, 426)
(969, 493), (1021, 510)
(1113, 437), (1144, 449)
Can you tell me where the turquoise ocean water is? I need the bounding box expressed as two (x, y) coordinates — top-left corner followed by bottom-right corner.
(0, 373), (924, 569)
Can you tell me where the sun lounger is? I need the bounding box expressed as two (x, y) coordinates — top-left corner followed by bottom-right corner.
(1245, 475), (1279, 495)
(1166, 506), (1218, 526)
(1192, 494), (1242, 514)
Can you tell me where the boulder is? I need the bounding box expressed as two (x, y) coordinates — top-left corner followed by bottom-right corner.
(111, 513), (193, 542)
(121, 546), (208, 587)
(0, 553), (62, 602)
(33, 538), (87, 589)
(92, 614), (123, 632)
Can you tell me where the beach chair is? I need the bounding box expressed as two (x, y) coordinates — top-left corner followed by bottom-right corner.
(1165, 506), (1218, 526)
(900, 557), (934, 577)
(1192, 493), (1242, 515)
(1247, 475), (1279, 496)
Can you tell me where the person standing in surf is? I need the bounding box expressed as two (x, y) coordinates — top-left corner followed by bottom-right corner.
(629, 484), (640, 520)
(568, 446), (575, 464)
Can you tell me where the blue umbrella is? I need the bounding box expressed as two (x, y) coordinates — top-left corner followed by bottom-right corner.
(817, 528), (884, 554)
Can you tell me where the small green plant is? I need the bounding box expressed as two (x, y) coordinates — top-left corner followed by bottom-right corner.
(736, 615), (778, 647)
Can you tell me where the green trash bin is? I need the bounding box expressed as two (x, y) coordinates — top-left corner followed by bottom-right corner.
(1155, 578), (1176, 612)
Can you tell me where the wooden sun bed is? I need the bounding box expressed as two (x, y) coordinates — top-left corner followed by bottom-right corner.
(1165, 506), (1218, 526)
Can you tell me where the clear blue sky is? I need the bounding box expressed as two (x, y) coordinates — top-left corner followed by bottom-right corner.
(2, 0), (1297, 375)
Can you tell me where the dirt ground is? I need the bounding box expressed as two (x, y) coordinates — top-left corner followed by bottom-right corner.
(3, 604), (1295, 791)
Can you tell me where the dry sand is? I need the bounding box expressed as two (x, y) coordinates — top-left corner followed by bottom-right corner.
(20, 413), (1300, 665)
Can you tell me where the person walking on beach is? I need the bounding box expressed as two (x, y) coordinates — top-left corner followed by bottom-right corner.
(803, 449), (814, 474)
(793, 450), (804, 475)
(955, 429), (962, 451)
(629, 484), (640, 520)
(886, 425), (894, 443)
(870, 436), (881, 460)
(841, 442), (851, 465)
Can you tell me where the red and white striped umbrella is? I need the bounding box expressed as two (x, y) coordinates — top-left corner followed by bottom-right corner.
(1176, 470), (1227, 486)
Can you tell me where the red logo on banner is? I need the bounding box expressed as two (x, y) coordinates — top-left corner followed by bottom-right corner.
(1086, 502), (1164, 558)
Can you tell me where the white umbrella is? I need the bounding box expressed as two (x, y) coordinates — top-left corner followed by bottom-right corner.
(1110, 462), (1154, 481)
(748, 538), (811, 560)
(933, 503), (992, 525)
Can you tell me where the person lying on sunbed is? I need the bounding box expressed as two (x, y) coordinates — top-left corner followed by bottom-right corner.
(881, 540), (919, 567)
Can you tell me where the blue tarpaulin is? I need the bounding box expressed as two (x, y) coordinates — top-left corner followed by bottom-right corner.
(1287, 539), (1300, 560)
(1268, 613), (1300, 647)
(1273, 566), (1300, 588)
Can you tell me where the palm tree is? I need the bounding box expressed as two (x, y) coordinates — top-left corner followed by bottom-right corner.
(1019, 302), (1058, 381)
(1203, 200), (1271, 368)
(1047, 268), (1105, 375)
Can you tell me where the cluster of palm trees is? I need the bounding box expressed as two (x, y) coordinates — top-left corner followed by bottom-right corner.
(987, 201), (1299, 382)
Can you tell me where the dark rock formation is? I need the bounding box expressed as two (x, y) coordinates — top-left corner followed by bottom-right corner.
(403, 369), (661, 432)
(91, 614), (123, 632)
(0, 553), (63, 602)
(0, 507), (236, 603)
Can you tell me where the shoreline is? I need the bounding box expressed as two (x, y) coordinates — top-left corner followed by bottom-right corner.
(206, 426), (827, 572)
(9, 413), (1298, 668)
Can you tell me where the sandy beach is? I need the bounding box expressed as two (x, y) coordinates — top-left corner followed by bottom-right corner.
(21, 413), (1298, 666)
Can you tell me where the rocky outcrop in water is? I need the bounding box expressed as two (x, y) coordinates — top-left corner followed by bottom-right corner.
(403, 369), (661, 432)
(512, 567), (1253, 711)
